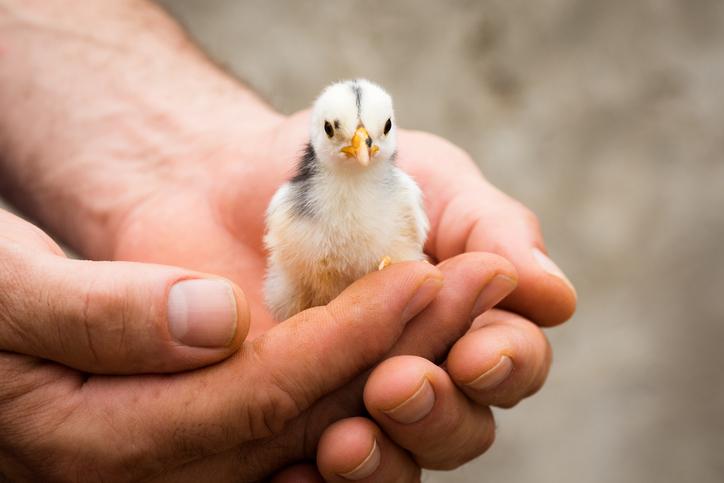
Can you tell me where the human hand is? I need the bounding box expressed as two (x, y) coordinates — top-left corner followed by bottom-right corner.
(0, 0), (574, 477)
(90, 112), (567, 481)
(1, 103), (570, 482)
(0, 209), (446, 481)
(232, 115), (571, 481)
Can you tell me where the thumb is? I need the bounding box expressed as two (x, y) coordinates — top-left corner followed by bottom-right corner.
(90, 260), (445, 466)
(0, 250), (249, 374)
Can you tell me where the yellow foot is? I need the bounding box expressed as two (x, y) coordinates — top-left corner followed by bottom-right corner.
(378, 256), (392, 271)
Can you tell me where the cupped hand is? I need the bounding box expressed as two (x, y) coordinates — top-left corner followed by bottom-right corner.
(112, 111), (575, 332)
(0, 209), (448, 481)
(0, 0), (572, 478)
(101, 110), (570, 479)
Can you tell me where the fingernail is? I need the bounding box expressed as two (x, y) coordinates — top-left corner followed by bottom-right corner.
(338, 439), (381, 480)
(532, 248), (577, 298)
(383, 377), (436, 424)
(401, 277), (443, 321)
(472, 274), (517, 318)
(466, 355), (514, 391)
(167, 279), (238, 348)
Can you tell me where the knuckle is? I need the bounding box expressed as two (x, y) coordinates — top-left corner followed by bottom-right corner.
(243, 347), (306, 440)
(519, 205), (542, 235)
(245, 380), (304, 439)
(71, 264), (138, 369)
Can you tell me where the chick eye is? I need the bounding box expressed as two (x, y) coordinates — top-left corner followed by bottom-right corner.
(384, 118), (392, 135)
(324, 121), (334, 138)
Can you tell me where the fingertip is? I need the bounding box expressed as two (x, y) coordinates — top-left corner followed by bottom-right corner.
(497, 248), (577, 327)
(532, 248), (576, 296)
(364, 356), (497, 470)
(318, 418), (381, 481)
(501, 275), (576, 328)
(318, 417), (422, 482)
(445, 197), (576, 326)
(451, 252), (519, 318)
(364, 356), (436, 421)
(447, 326), (514, 389)
(448, 310), (551, 407)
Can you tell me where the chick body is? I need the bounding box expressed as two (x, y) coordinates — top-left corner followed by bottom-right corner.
(264, 151), (427, 320)
(264, 79), (428, 320)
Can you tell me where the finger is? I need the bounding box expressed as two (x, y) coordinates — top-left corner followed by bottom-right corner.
(397, 130), (576, 326)
(364, 356), (495, 470)
(390, 252), (518, 363)
(437, 187), (576, 327)
(317, 417), (421, 482)
(0, 241), (249, 374)
(0, 209), (65, 255)
(184, 256), (514, 479)
(270, 465), (325, 483)
(66, 262), (442, 476)
(446, 309), (553, 408)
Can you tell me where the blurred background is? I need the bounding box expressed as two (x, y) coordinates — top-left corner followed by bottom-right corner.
(2, 0), (718, 481)
(152, 1), (723, 482)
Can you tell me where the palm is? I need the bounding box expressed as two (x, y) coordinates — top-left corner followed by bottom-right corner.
(110, 114), (316, 337)
(112, 109), (571, 343)
(46, 111), (571, 480)
(110, 113), (448, 335)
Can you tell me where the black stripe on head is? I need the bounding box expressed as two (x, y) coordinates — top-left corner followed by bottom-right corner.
(350, 80), (362, 119)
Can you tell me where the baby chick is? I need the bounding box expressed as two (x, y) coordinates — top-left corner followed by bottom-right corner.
(264, 79), (429, 320)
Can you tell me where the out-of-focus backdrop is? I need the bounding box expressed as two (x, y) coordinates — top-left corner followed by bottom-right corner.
(154, 1), (723, 482)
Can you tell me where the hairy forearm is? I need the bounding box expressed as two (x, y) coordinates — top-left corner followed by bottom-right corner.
(0, 0), (279, 257)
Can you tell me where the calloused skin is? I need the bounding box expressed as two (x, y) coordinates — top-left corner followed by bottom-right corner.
(0, 1), (575, 481)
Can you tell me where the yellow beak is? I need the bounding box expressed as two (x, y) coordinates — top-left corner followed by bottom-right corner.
(340, 126), (379, 166)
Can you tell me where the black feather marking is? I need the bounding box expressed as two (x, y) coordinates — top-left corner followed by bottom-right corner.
(390, 150), (398, 165)
(289, 143), (318, 217)
(291, 142), (317, 183)
(334, 119), (341, 129)
(351, 80), (362, 119)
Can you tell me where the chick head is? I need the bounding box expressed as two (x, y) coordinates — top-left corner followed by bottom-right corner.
(310, 79), (396, 170)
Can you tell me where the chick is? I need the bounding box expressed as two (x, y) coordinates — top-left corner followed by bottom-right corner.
(264, 79), (429, 320)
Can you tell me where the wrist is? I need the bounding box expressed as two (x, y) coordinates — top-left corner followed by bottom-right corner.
(0, 0), (283, 258)
(8, 98), (283, 260)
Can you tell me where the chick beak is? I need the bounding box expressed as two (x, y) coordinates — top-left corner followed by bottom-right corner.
(341, 126), (377, 166)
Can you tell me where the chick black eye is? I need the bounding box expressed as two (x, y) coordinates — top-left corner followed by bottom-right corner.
(384, 118), (392, 135)
(324, 121), (334, 138)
